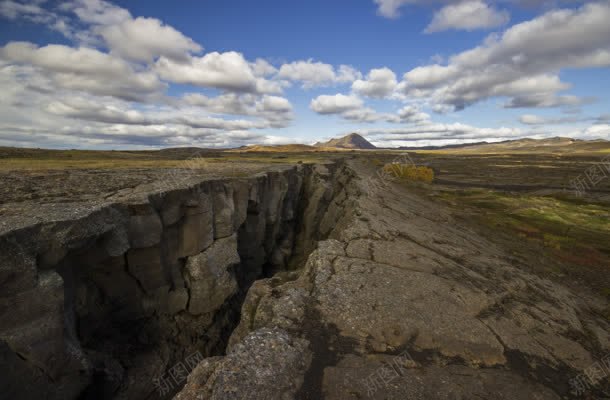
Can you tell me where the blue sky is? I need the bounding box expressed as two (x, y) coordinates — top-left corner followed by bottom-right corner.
(0, 0), (608, 149)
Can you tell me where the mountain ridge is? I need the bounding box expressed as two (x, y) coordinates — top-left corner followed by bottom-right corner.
(314, 133), (376, 149)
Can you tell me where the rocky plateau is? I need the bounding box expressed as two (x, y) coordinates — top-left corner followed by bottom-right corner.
(0, 158), (608, 399)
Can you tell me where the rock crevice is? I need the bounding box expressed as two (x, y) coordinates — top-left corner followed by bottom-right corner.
(0, 161), (352, 399)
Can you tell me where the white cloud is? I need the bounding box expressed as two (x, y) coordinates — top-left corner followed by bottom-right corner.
(182, 92), (293, 128)
(397, 105), (430, 122)
(34, 1), (202, 63)
(155, 51), (280, 94)
(519, 113), (589, 125)
(279, 60), (334, 88)
(98, 17), (202, 62)
(39, 93), (278, 131)
(519, 114), (547, 125)
(1, 0), (605, 149)
(0, 41), (165, 101)
(504, 93), (592, 108)
(310, 93), (430, 124)
(373, 0), (414, 18)
(582, 124), (610, 139)
(46, 98), (154, 125)
(278, 60), (361, 88)
(352, 67), (397, 98)
(251, 58), (277, 77)
(337, 65), (363, 83)
(363, 121), (527, 144)
(64, 0), (131, 26)
(401, 2), (610, 110)
(0, 0), (300, 149)
(425, 1), (509, 33)
(341, 107), (395, 123)
(260, 95), (292, 112)
(310, 94), (364, 114)
(0, 1), (46, 20)
(432, 103), (454, 114)
(0, 58), (293, 149)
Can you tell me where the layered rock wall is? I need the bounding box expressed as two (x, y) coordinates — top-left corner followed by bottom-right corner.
(0, 161), (352, 399)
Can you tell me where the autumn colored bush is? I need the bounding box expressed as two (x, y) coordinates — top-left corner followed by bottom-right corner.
(382, 163), (434, 183)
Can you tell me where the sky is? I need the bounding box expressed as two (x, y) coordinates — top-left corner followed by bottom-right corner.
(0, 0), (609, 149)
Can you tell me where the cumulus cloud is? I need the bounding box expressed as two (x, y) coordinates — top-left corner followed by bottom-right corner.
(309, 93), (389, 123)
(2, 0), (200, 63)
(0, 0), (301, 149)
(310, 94), (363, 114)
(401, 2), (610, 110)
(352, 67), (398, 98)
(310, 93), (429, 124)
(97, 17), (202, 62)
(337, 65), (363, 83)
(278, 60), (361, 88)
(0, 41), (165, 101)
(155, 51), (281, 94)
(251, 58), (277, 77)
(0, 57), (292, 149)
(425, 1), (509, 33)
(519, 113), (594, 125)
(519, 114), (547, 125)
(0, 0), (605, 149)
(37, 93), (277, 131)
(363, 121), (528, 144)
(0, 1), (47, 20)
(504, 93), (593, 108)
(582, 124), (610, 139)
(46, 99), (154, 125)
(373, 0), (415, 18)
(63, 0), (131, 26)
(182, 93), (293, 128)
(397, 105), (430, 122)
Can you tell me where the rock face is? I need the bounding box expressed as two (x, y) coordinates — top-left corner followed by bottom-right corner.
(176, 160), (610, 400)
(0, 162), (352, 399)
(176, 328), (311, 400)
(2, 158), (609, 399)
(314, 133), (376, 149)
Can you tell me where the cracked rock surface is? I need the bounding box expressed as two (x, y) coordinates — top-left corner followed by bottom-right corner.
(178, 160), (610, 399)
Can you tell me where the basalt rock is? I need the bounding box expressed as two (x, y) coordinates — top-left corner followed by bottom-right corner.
(181, 160), (609, 400)
(2, 158), (609, 400)
(0, 161), (351, 399)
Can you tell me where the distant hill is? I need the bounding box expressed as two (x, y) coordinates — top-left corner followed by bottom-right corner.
(397, 141), (488, 150)
(229, 144), (320, 152)
(401, 137), (610, 154)
(314, 133), (376, 149)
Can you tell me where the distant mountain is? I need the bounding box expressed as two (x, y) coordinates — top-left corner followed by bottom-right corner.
(314, 133), (376, 149)
(230, 144), (319, 152)
(397, 141), (489, 150)
(397, 137), (610, 154)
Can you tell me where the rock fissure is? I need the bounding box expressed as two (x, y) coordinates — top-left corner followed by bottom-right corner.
(2, 159), (609, 399)
(0, 161), (352, 400)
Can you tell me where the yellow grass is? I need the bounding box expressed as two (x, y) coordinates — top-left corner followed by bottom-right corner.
(382, 163), (435, 183)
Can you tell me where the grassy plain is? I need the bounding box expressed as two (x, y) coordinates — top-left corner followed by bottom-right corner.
(1, 144), (608, 302)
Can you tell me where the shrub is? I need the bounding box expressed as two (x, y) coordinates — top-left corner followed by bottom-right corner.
(382, 163), (435, 183)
